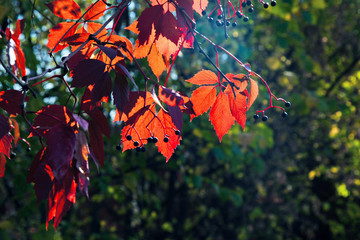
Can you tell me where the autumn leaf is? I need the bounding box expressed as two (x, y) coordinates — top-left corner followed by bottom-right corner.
(45, 0), (81, 20)
(187, 70), (253, 141)
(84, 0), (107, 21)
(0, 89), (29, 115)
(158, 86), (184, 107)
(209, 92), (235, 142)
(247, 78), (259, 109)
(6, 19), (26, 76)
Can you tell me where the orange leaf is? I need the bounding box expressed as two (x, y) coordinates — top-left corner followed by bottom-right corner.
(47, 22), (79, 52)
(190, 86), (217, 119)
(9, 118), (20, 146)
(148, 44), (166, 79)
(247, 78), (258, 110)
(228, 93), (247, 131)
(45, 0), (82, 20)
(186, 69), (219, 85)
(153, 109), (180, 161)
(209, 92), (235, 142)
(224, 73), (248, 94)
(84, 0), (107, 21)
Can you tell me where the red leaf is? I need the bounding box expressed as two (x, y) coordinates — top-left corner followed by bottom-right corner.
(223, 73), (248, 94)
(136, 5), (163, 45)
(158, 86), (184, 107)
(247, 78), (259, 109)
(84, 0), (107, 21)
(27, 148), (53, 203)
(0, 89), (29, 115)
(88, 120), (105, 167)
(189, 86), (217, 118)
(45, 0), (82, 20)
(46, 124), (76, 181)
(92, 71), (112, 103)
(47, 22), (79, 52)
(0, 133), (13, 159)
(72, 59), (107, 88)
(88, 109), (110, 167)
(89, 108), (110, 139)
(147, 44), (166, 79)
(154, 11), (181, 45)
(0, 154), (6, 177)
(209, 92), (235, 142)
(0, 113), (11, 140)
(228, 93), (247, 131)
(47, 170), (77, 230)
(113, 72), (129, 114)
(31, 105), (75, 137)
(186, 70), (219, 85)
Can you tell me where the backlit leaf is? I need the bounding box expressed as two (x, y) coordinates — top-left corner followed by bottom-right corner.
(209, 92), (235, 142)
(45, 0), (81, 20)
(186, 70), (219, 85)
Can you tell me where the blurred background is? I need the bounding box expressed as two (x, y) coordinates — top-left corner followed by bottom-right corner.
(1, 0), (360, 239)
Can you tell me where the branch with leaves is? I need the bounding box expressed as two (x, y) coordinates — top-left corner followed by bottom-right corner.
(0, 0), (289, 229)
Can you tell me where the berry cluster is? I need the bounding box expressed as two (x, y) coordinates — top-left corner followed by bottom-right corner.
(253, 100), (291, 122)
(116, 129), (181, 153)
(202, 0), (277, 30)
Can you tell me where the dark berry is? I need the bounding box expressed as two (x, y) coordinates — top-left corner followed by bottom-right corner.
(247, 0), (252, 6)
(147, 137), (153, 143)
(226, 20), (231, 26)
(282, 112), (288, 118)
(241, 2), (247, 8)
(133, 141), (139, 147)
(202, 10), (206, 16)
(136, 147), (141, 152)
(285, 101), (291, 107)
(263, 2), (269, 8)
(218, 14), (223, 19)
(248, 7), (254, 13)
(126, 135), (132, 141)
(271, 0), (276, 6)
(236, 11), (242, 18)
(232, 22), (237, 27)
(208, 17), (214, 23)
(26, 147), (31, 152)
(243, 16), (249, 22)
(116, 144), (122, 151)
(262, 115), (268, 122)
(175, 130), (181, 135)
(216, 20), (223, 27)
(153, 137), (158, 143)
(10, 152), (16, 159)
(141, 146), (146, 152)
(253, 114), (260, 120)
(163, 137), (169, 143)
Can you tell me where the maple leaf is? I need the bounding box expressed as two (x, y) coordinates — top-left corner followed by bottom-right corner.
(0, 154), (6, 178)
(187, 70), (252, 141)
(6, 19), (26, 76)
